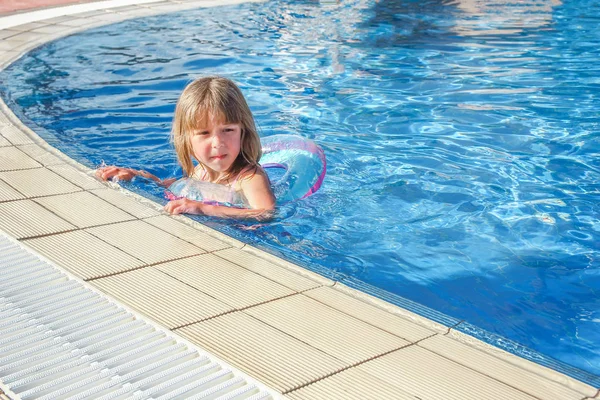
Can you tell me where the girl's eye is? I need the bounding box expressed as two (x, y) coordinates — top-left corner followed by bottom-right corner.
(196, 130), (209, 136)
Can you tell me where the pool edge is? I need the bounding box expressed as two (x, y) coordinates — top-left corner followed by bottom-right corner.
(0, 1), (598, 398)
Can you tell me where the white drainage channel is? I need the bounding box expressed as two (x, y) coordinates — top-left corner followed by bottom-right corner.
(0, 230), (279, 400)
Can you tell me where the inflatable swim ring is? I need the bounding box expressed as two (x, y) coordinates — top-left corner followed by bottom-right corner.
(167, 134), (326, 206)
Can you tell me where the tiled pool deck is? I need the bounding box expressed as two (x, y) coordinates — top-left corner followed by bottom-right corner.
(0, 1), (599, 399)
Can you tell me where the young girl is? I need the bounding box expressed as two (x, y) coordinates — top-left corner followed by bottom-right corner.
(96, 76), (276, 219)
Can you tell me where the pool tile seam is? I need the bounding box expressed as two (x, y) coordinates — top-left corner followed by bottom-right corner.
(138, 215), (236, 253)
(170, 292), (304, 331)
(159, 265), (316, 314)
(209, 250), (328, 292)
(442, 324), (598, 396)
(281, 333), (435, 395)
(301, 286), (444, 343)
(413, 340), (550, 400)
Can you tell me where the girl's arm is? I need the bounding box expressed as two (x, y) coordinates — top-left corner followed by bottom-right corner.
(96, 166), (176, 187)
(164, 168), (276, 219)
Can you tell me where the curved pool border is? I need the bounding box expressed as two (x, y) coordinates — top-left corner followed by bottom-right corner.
(0, 1), (598, 398)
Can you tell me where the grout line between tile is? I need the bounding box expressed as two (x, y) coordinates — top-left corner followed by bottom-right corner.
(414, 342), (548, 400)
(83, 252), (207, 281)
(304, 285), (448, 343)
(210, 251), (317, 293)
(282, 334), (435, 395)
(17, 227), (81, 241)
(580, 388), (599, 400)
(0, 189), (85, 203)
(444, 320), (464, 335)
(139, 215), (235, 253)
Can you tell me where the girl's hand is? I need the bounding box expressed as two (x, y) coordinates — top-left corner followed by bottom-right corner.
(164, 198), (206, 215)
(96, 166), (138, 181)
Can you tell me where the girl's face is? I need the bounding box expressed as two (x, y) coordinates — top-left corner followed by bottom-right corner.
(190, 116), (242, 179)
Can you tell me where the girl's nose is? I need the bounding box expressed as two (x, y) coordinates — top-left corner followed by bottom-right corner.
(212, 132), (224, 147)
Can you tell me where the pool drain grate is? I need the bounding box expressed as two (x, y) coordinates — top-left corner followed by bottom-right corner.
(0, 230), (279, 400)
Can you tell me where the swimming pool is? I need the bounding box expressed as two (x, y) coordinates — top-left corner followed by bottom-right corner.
(1, 0), (599, 382)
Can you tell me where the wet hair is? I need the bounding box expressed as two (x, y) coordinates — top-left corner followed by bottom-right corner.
(171, 76), (261, 183)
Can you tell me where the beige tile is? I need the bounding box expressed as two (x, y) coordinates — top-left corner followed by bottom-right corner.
(304, 286), (435, 342)
(0, 51), (21, 69)
(246, 295), (409, 364)
(0, 168), (81, 197)
(0, 199), (75, 239)
(54, 18), (102, 28)
(357, 345), (537, 400)
(24, 230), (145, 280)
(86, 220), (204, 265)
(7, 22), (47, 31)
(0, 111), (11, 125)
(17, 144), (64, 166)
(90, 188), (161, 218)
(0, 41), (21, 51)
(0, 30), (20, 40)
(0, 125), (33, 145)
(47, 164), (106, 190)
(243, 245), (334, 285)
(0, 146), (41, 171)
(332, 282), (450, 334)
(286, 368), (417, 400)
(0, 31), (41, 42)
(0, 179), (23, 202)
(214, 248), (322, 292)
(29, 25), (74, 35)
(34, 191), (136, 228)
(0, 135), (11, 147)
(177, 312), (346, 393)
(445, 329), (598, 397)
(155, 254), (294, 309)
(90, 267), (232, 329)
(419, 334), (593, 400)
(143, 215), (231, 252)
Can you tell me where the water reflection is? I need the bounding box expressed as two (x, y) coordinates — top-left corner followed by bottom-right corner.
(453, 0), (562, 36)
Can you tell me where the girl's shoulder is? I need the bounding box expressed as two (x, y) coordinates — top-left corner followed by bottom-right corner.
(234, 163), (267, 189)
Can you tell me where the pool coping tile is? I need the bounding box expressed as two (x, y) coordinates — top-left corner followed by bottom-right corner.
(17, 143), (66, 166)
(176, 311), (347, 393)
(47, 163), (107, 189)
(34, 190), (138, 228)
(85, 219), (206, 265)
(418, 333), (595, 399)
(356, 345), (540, 400)
(0, 146), (42, 170)
(0, 179), (25, 202)
(0, 199), (76, 239)
(154, 254), (295, 309)
(23, 229), (146, 279)
(89, 187), (163, 218)
(89, 267), (234, 328)
(0, 1), (597, 399)
(0, 167), (82, 197)
(0, 124), (34, 145)
(244, 294), (411, 365)
(442, 328), (598, 397)
(142, 214), (233, 253)
(214, 247), (324, 292)
(303, 286), (437, 342)
(284, 367), (417, 400)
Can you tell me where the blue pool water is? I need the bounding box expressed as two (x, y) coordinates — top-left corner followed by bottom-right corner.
(1, 0), (599, 382)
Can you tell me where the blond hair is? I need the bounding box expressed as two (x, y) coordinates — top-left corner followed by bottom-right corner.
(171, 76), (261, 183)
